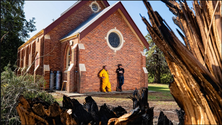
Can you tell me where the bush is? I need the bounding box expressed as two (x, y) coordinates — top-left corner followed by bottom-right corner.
(148, 74), (154, 83)
(148, 73), (173, 84)
(1, 64), (56, 125)
(24, 90), (56, 104)
(160, 73), (173, 84)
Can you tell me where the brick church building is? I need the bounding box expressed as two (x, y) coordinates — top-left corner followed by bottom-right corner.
(17, 1), (149, 93)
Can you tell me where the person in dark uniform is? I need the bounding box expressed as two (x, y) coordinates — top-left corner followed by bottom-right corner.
(116, 64), (124, 92)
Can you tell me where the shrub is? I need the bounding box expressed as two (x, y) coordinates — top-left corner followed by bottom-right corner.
(148, 74), (154, 83)
(1, 64), (56, 124)
(160, 73), (173, 84)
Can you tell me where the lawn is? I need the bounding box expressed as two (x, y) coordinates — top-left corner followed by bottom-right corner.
(148, 84), (170, 92)
(148, 83), (174, 101)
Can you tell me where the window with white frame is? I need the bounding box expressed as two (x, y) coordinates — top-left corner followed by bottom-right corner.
(105, 28), (125, 52)
(89, 1), (101, 13)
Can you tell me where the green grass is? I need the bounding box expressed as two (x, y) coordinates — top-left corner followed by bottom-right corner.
(148, 84), (174, 101)
(55, 97), (63, 102)
(148, 84), (170, 93)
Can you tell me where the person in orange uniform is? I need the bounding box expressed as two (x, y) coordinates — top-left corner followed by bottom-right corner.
(99, 65), (111, 92)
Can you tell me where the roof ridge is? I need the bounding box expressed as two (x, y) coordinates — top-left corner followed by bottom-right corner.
(60, 1), (81, 16)
(60, 1), (121, 41)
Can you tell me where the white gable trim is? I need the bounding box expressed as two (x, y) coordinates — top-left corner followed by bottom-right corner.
(143, 67), (148, 74)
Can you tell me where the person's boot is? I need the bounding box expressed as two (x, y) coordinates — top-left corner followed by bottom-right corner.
(116, 87), (120, 92)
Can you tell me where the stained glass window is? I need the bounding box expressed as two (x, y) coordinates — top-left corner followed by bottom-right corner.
(108, 32), (120, 48)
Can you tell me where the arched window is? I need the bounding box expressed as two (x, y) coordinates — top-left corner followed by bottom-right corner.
(66, 47), (71, 69)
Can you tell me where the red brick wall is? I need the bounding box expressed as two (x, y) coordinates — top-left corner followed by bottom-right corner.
(42, 1), (107, 91)
(79, 10), (147, 93)
(35, 37), (43, 76)
(25, 46), (29, 68)
(44, 1), (106, 72)
(61, 42), (68, 85)
(61, 38), (79, 92)
(17, 1), (148, 93)
(28, 42), (35, 74)
(44, 71), (50, 89)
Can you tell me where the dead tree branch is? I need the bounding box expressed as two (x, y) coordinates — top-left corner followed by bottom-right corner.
(141, 0), (222, 124)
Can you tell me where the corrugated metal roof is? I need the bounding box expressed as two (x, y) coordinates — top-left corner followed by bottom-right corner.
(60, 1), (119, 41)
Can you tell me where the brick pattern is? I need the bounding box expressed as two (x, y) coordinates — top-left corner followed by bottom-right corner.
(17, 1), (148, 93)
(28, 42), (35, 74)
(35, 37), (43, 76)
(61, 38), (80, 92)
(44, 71), (50, 89)
(25, 46), (29, 68)
(44, 1), (106, 72)
(78, 10), (147, 93)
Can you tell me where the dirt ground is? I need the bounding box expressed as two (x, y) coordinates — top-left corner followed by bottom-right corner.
(51, 92), (180, 125)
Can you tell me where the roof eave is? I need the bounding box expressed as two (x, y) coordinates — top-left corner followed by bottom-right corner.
(18, 29), (44, 50)
(117, 2), (149, 50)
(78, 2), (149, 49)
(101, 1), (110, 7)
(60, 33), (80, 42)
(44, 1), (88, 35)
(44, 1), (110, 35)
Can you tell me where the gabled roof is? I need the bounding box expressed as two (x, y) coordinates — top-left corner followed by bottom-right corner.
(18, 1), (110, 50)
(60, 1), (149, 49)
(60, 2), (119, 41)
(44, 0), (110, 35)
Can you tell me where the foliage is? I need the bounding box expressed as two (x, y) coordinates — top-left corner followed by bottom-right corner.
(1, 64), (56, 125)
(1, 0), (36, 72)
(160, 73), (173, 84)
(24, 91), (56, 105)
(148, 75), (154, 83)
(145, 34), (172, 83)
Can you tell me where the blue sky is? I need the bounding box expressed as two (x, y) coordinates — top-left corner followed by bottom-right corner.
(24, 1), (192, 42)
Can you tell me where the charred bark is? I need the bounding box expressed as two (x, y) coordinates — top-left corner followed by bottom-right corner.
(17, 87), (168, 125)
(108, 87), (154, 125)
(157, 111), (173, 125)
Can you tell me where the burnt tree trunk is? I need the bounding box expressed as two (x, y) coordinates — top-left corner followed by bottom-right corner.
(141, 0), (222, 124)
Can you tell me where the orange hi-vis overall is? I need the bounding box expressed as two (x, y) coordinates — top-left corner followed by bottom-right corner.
(99, 69), (111, 92)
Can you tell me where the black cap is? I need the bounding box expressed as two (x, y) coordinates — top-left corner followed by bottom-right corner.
(118, 64), (122, 67)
